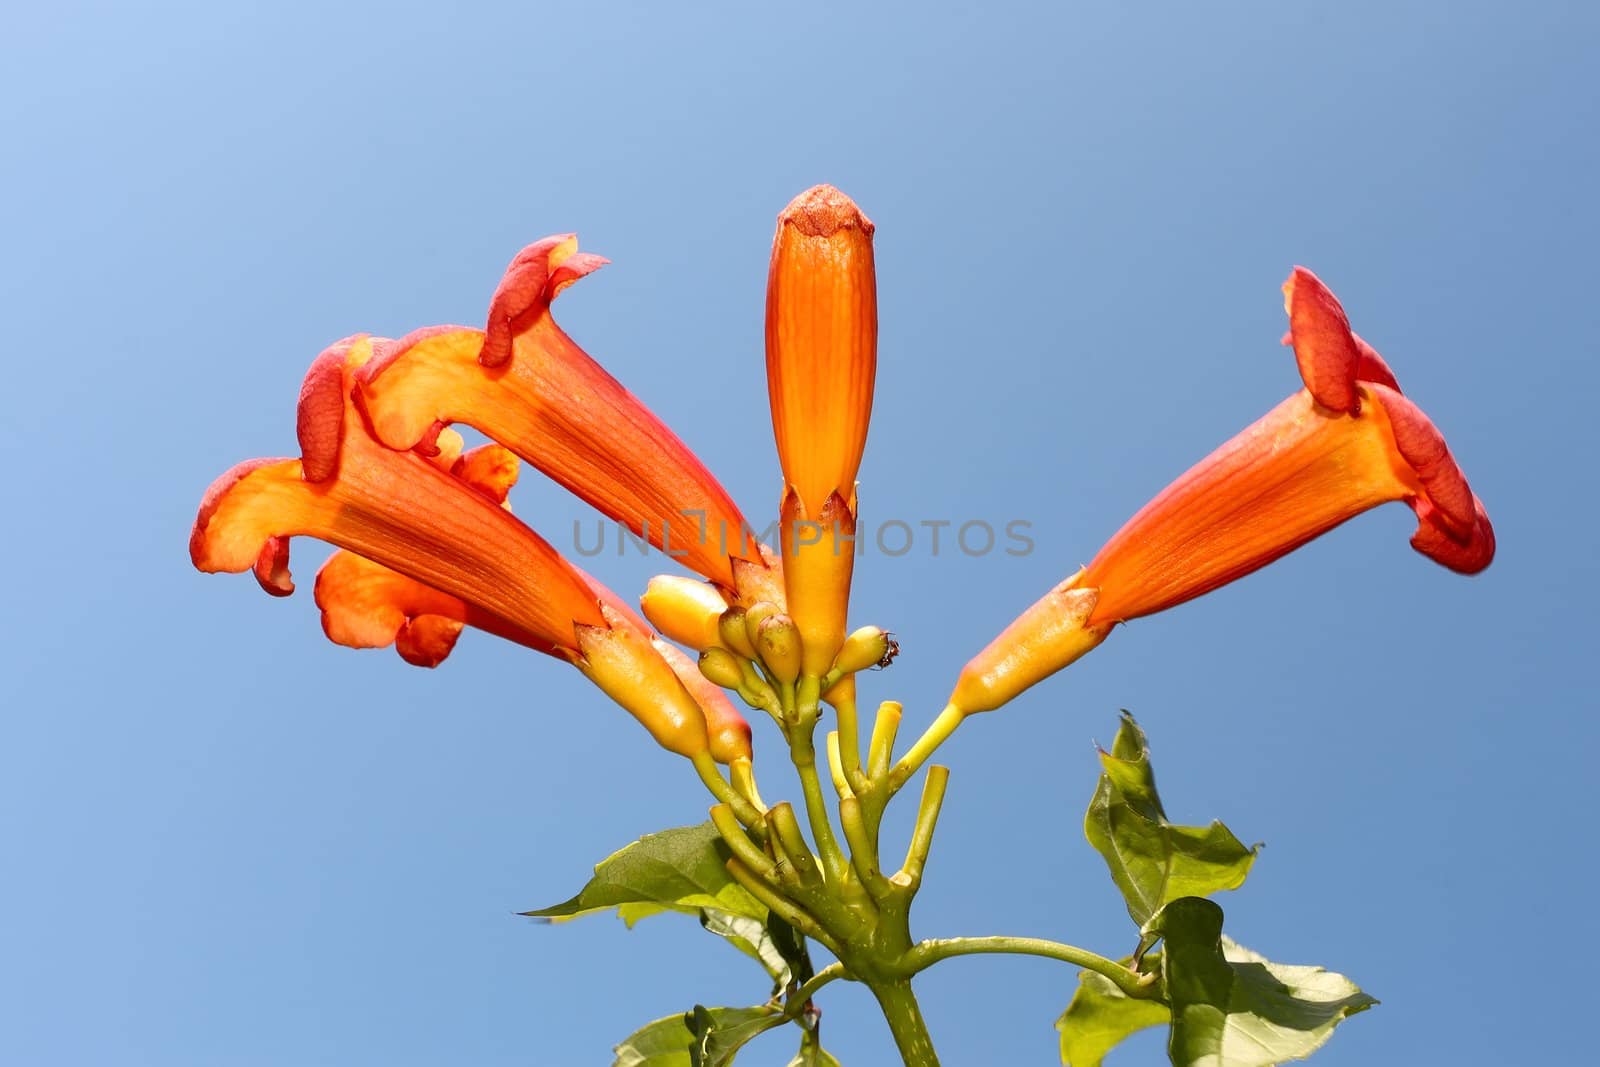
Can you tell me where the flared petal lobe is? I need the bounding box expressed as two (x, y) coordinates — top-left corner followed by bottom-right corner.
(766, 185), (877, 515)
(1084, 266), (1492, 625)
(313, 439), (528, 667)
(355, 236), (756, 585)
(190, 336), (606, 656)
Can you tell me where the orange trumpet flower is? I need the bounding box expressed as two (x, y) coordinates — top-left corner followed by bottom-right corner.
(353, 235), (762, 591)
(190, 335), (724, 761)
(950, 266), (1494, 715)
(766, 185), (877, 676)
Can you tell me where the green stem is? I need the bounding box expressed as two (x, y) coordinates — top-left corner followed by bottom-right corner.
(839, 795), (893, 902)
(831, 676), (870, 792)
(724, 858), (843, 959)
(868, 978), (940, 1066)
(784, 961), (850, 1018)
(887, 705), (963, 793)
(867, 701), (903, 781)
(692, 751), (764, 832)
(898, 765), (949, 888)
(902, 937), (1157, 1000)
(791, 729), (850, 888)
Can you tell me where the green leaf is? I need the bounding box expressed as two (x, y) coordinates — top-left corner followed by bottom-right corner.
(1145, 898), (1377, 1067)
(699, 909), (793, 990)
(614, 1013), (701, 1067)
(526, 823), (766, 925)
(612, 1006), (784, 1067)
(1084, 712), (1259, 925)
(687, 1005), (787, 1066)
(766, 912), (816, 988)
(1056, 967), (1170, 1067)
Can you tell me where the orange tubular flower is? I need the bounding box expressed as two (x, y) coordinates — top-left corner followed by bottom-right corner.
(949, 267), (1494, 716)
(352, 236), (761, 589)
(766, 185), (877, 676)
(190, 335), (717, 761)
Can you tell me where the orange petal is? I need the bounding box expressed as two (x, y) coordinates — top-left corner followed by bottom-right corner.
(949, 572), (1108, 715)
(315, 550), (470, 668)
(191, 337), (605, 653)
(780, 488), (857, 676)
(311, 443), (548, 668)
(765, 185), (877, 516)
(1083, 389), (1419, 623)
(573, 604), (710, 759)
(354, 237), (755, 585)
(1084, 268), (1494, 624)
(654, 637), (752, 764)
(640, 575), (730, 652)
(731, 542), (787, 609)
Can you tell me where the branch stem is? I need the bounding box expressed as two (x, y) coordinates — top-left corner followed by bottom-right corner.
(902, 936), (1157, 1000)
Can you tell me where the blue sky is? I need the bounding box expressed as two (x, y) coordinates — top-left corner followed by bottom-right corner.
(4, 2), (1595, 1064)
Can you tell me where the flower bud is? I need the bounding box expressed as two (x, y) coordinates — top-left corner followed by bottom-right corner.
(640, 575), (729, 652)
(718, 606), (759, 660)
(756, 613), (803, 686)
(699, 646), (747, 691)
(654, 638), (751, 764)
(948, 571), (1110, 715)
(573, 607), (709, 758)
(743, 600), (781, 649)
(832, 625), (897, 675)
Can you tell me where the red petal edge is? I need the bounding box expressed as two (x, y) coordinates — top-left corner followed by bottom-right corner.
(1285, 266), (1361, 414)
(296, 335), (363, 483)
(478, 235), (606, 368)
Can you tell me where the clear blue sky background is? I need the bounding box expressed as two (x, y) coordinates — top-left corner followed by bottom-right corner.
(4, 3), (1595, 1065)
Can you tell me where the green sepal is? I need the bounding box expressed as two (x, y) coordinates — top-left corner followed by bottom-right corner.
(1085, 712), (1259, 925)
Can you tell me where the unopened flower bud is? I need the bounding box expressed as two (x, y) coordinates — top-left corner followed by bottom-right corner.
(756, 613), (802, 686)
(718, 606), (758, 660)
(573, 609), (709, 759)
(832, 625), (897, 675)
(699, 647), (747, 691)
(654, 638), (751, 764)
(640, 575), (728, 652)
(743, 600), (781, 648)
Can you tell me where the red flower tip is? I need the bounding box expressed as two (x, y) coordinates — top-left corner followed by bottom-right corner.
(1282, 266), (1363, 413)
(253, 535), (294, 597)
(295, 335), (364, 483)
(778, 184), (876, 239)
(479, 235), (607, 368)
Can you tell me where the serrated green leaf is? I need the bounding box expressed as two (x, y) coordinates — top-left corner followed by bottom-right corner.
(1144, 898), (1377, 1067)
(687, 1004), (787, 1066)
(1085, 712), (1259, 925)
(613, 1006), (784, 1067)
(613, 1013), (700, 1067)
(1056, 967), (1170, 1067)
(526, 823), (766, 924)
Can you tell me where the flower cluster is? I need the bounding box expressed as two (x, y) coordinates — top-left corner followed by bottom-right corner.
(190, 186), (1493, 795)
